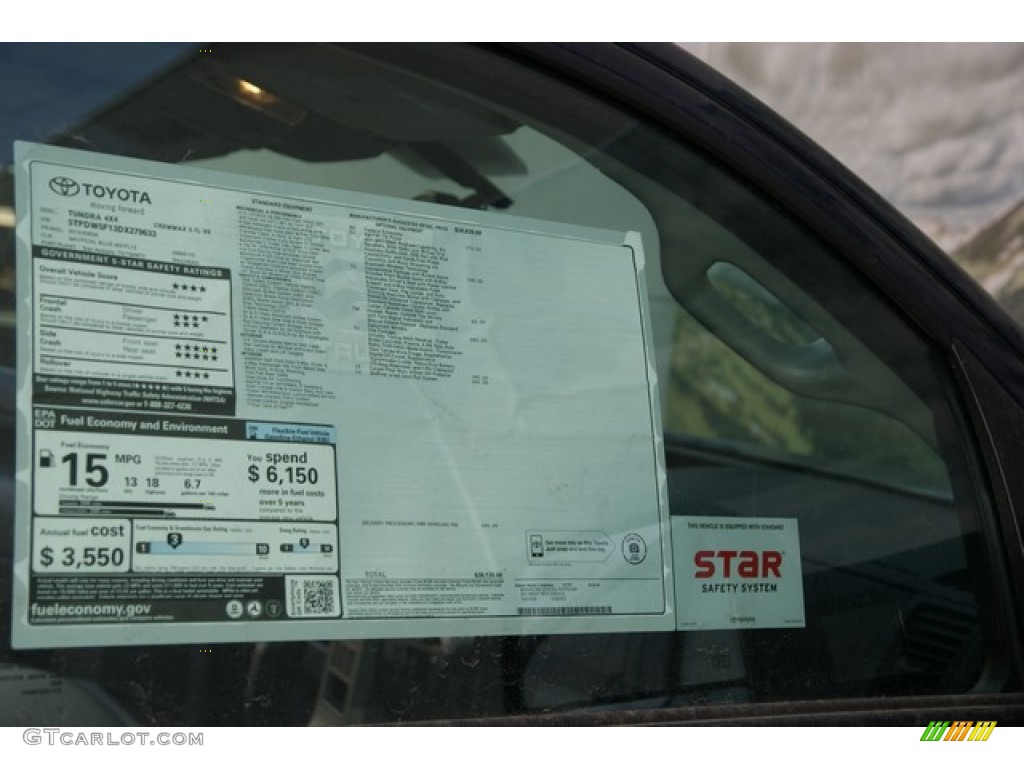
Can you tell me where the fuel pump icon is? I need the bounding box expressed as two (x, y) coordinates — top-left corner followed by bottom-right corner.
(38, 449), (54, 468)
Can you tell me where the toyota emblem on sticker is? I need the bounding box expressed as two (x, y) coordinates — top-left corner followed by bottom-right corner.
(48, 176), (80, 196)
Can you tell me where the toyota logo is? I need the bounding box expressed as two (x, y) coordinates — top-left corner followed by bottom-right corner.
(49, 177), (80, 196)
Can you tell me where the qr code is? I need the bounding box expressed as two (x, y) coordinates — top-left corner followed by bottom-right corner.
(304, 579), (335, 614)
(285, 576), (341, 618)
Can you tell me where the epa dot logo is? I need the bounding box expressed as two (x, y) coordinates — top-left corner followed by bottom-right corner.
(49, 176), (80, 197)
(34, 409), (56, 429)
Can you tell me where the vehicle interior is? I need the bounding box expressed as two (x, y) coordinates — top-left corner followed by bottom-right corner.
(0, 42), (1019, 725)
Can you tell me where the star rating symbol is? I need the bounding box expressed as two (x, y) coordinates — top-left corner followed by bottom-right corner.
(174, 370), (212, 380)
(172, 344), (220, 367)
(169, 313), (209, 329)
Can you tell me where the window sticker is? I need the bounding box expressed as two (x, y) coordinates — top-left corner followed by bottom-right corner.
(671, 516), (805, 630)
(12, 141), (672, 648)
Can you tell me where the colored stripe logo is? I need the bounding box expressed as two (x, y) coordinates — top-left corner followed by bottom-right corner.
(920, 720), (997, 741)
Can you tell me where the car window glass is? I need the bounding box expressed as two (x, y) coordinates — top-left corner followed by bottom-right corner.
(0, 43), (1014, 725)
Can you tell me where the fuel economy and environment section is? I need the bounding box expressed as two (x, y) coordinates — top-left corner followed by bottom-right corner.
(12, 141), (673, 648)
(29, 411), (340, 625)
